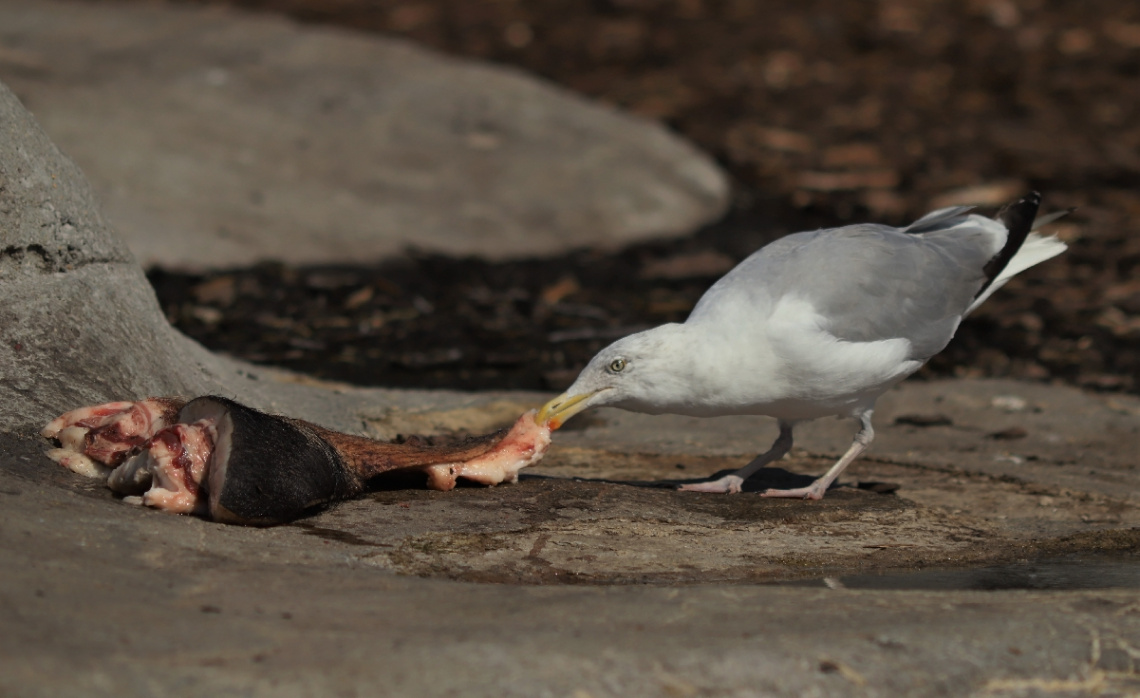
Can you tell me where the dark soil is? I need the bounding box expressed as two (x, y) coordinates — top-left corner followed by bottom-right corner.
(139, 0), (1140, 393)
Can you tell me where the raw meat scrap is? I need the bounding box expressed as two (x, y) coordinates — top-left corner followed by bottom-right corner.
(42, 398), (183, 478)
(43, 396), (552, 525)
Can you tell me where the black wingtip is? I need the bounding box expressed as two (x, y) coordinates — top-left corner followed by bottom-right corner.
(982, 191), (1041, 282)
(996, 190), (1041, 232)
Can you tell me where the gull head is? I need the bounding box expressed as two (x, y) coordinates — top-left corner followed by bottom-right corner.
(536, 324), (697, 428)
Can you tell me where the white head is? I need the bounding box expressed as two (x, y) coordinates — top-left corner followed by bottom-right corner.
(536, 323), (701, 428)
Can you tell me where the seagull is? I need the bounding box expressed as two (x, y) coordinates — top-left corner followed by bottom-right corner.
(537, 192), (1066, 499)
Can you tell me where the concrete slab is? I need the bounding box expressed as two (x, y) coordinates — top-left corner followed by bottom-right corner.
(0, 0), (728, 269)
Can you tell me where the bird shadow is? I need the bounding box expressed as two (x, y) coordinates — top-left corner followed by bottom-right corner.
(518, 468), (899, 495)
(524, 467), (812, 493)
(366, 466), (899, 496)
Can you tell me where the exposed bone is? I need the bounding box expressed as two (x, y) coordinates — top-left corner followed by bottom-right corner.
(107, 452), (153, 496)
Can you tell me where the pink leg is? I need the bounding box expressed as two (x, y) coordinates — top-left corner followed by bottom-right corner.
(679, 423), (795, 494)
(760, 412), (874, 500)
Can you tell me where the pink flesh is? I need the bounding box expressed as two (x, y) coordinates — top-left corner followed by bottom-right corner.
(140, 420), (216, 514)
(424, 410), (552, 491)
(42, 400), (175, 470)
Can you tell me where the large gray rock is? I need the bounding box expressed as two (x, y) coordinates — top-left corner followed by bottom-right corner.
(0, 0), (728, 268)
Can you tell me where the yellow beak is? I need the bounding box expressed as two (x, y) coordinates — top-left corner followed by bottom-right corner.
(536, 391), (599, 430)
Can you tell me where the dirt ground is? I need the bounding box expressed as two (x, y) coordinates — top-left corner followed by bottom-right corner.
(124, 0), (1139, 395)
(347, 451), (1140, 585)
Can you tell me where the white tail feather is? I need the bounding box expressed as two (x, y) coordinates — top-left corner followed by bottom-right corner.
(966, 233), (1067, 315)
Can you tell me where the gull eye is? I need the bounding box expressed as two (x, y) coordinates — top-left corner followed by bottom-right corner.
(608, 358), (627, 373)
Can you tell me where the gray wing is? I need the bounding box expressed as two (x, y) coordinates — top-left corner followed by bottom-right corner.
(689, 212), (1000, 360)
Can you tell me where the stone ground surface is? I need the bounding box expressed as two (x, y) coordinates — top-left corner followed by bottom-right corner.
(0, 0), (727, 268)
(3, 377), (1140, 697)
(1, 1), (1139, 695)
